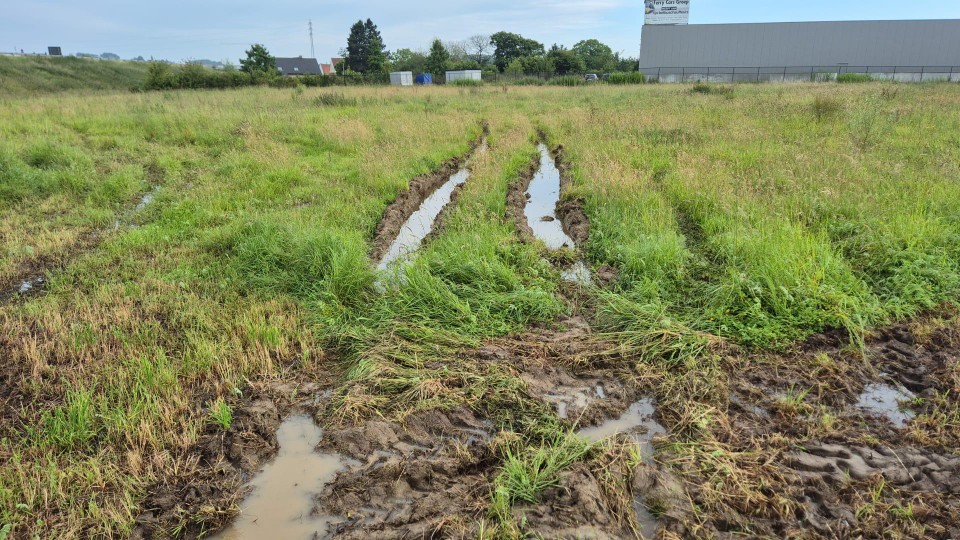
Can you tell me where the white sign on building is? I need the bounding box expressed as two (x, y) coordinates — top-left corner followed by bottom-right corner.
(645, 0), (690, 25)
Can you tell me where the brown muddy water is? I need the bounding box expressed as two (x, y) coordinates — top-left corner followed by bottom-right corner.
(579, 399), (666, 463)
(580, 399), (665, 539)
(214, 415), (348, 540)
(857, 381), (916, 426)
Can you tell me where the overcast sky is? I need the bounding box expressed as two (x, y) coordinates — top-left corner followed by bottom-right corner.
(4, 0), (960, 62)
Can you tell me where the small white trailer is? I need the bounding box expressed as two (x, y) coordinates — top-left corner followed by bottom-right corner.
(390, 71), (414, 86)
(445, 70), (482, 83)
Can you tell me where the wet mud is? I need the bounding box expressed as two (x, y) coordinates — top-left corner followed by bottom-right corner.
(129, 292), (958, 540)
(370, 129), (487, 265)
(315, 408), (495, 539)
(693, 312), (960, 538)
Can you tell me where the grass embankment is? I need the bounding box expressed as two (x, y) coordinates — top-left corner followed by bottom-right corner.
(0, 83), (959, 537)
(0, 55), (150, 96)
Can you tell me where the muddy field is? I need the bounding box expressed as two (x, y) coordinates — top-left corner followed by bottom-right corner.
(127, 142), (960, 540)
(3, 84), (960, 540)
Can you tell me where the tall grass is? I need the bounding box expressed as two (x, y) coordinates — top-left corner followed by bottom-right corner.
(1, 82), (959, 538)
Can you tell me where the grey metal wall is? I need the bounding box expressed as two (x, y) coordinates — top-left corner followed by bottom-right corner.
(640, 20), (960, 69)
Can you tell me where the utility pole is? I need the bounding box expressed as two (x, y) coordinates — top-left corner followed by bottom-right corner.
(309, 20), (315, 59)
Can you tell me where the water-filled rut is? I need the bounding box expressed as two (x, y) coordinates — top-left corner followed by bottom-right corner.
(507, 142), (592, 284)
(371, 130), (487, 270)
(214, 415), (348, 539)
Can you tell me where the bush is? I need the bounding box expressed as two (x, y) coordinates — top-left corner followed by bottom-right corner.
(510, 77), (545, 86)
(837, 73), (873, 83)
(549, 75), (583, 87)
(607, 71), (645, 85)
(811, 95), (843, 121)
(690, 83), (735, 96)
(301, 74), (335, 87)
(315, 92), (358, 107)
(449, 79), (483, 87)
(268, 76), (301, 88)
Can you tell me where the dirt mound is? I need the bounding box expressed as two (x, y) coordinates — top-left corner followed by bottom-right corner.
(553, 145), (590, 246)
(317, 407), (495, 539)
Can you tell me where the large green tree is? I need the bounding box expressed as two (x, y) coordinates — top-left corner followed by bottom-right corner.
(425, 39), (450, 78)
(364, 19), (388, 73)
(490, 32), (544, 72)
(345, 19), (387, 74)
(548, 45), (585, 75)
(572, 39), (616, 72)
(239, 43), (276, 74)
(390, 48), (426, 73)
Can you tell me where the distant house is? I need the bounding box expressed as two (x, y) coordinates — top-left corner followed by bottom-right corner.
(331, 57), (345, 73)
(320, 63), (332, 75)
(275, 56), (322, 76)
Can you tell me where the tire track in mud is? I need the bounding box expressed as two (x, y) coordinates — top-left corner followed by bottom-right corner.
(370, 124), (488, 268)
(0, 163), (166, 304)
(505, 139), (605, 286)
(704, 311), (960, 538)
(501, 139), (682, 538)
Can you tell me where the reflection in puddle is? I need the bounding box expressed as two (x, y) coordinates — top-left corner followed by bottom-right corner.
(18, 276), (44, 294)
(524, 144), (593, 285)
(377, 168), (470, 270)
(525, 144), (575, 250)
(544, 385), (602, 420)
(857, 382), (915, 426)
(135, 188), (158, 212)
(215, 415), (347, 540)
(378, 142), (486, 271)
(579, 399), (666, 463)
(561, 260), (593, 285)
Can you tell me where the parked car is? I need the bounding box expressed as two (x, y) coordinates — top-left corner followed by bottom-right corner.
(584, 73), (599, 82)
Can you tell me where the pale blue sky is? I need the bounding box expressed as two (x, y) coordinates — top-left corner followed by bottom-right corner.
(3, 1), (959, 62)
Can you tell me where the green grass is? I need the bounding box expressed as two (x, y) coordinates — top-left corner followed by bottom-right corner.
(1, 82), (959, 537)
(0, 55), (149, 96)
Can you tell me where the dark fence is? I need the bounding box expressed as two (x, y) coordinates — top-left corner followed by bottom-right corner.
(639, 65), (960, 83)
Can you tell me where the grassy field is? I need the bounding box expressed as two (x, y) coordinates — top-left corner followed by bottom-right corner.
(1, 82), (959, 538)
(0, 56), (150, 97)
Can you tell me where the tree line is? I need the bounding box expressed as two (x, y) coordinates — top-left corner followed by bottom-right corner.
(143, 20), (641, 91)
(343, 20), (638, 79)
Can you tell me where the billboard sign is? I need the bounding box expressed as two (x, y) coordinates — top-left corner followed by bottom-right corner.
(645, 0), (690, 25)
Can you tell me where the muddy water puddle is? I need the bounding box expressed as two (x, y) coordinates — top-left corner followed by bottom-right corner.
(857, 381), (916, 426)
(579, 399), (666, 462)
(215, 415), (348, 540)
(524, 144), (593, 285)
(377, 169), (470, 269)
(378, 143), (487, 270)
(634, 498), (659, 540)
(560, 260), (592, 285)
(525, 144), (575, 250)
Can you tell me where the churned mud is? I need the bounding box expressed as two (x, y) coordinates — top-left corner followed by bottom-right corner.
(690, 312), (960, 538)
(371, 129), (487, 266)
(315, 408), (495, 539)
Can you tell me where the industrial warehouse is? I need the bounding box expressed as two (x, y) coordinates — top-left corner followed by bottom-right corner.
(640, 19), (960, 82)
